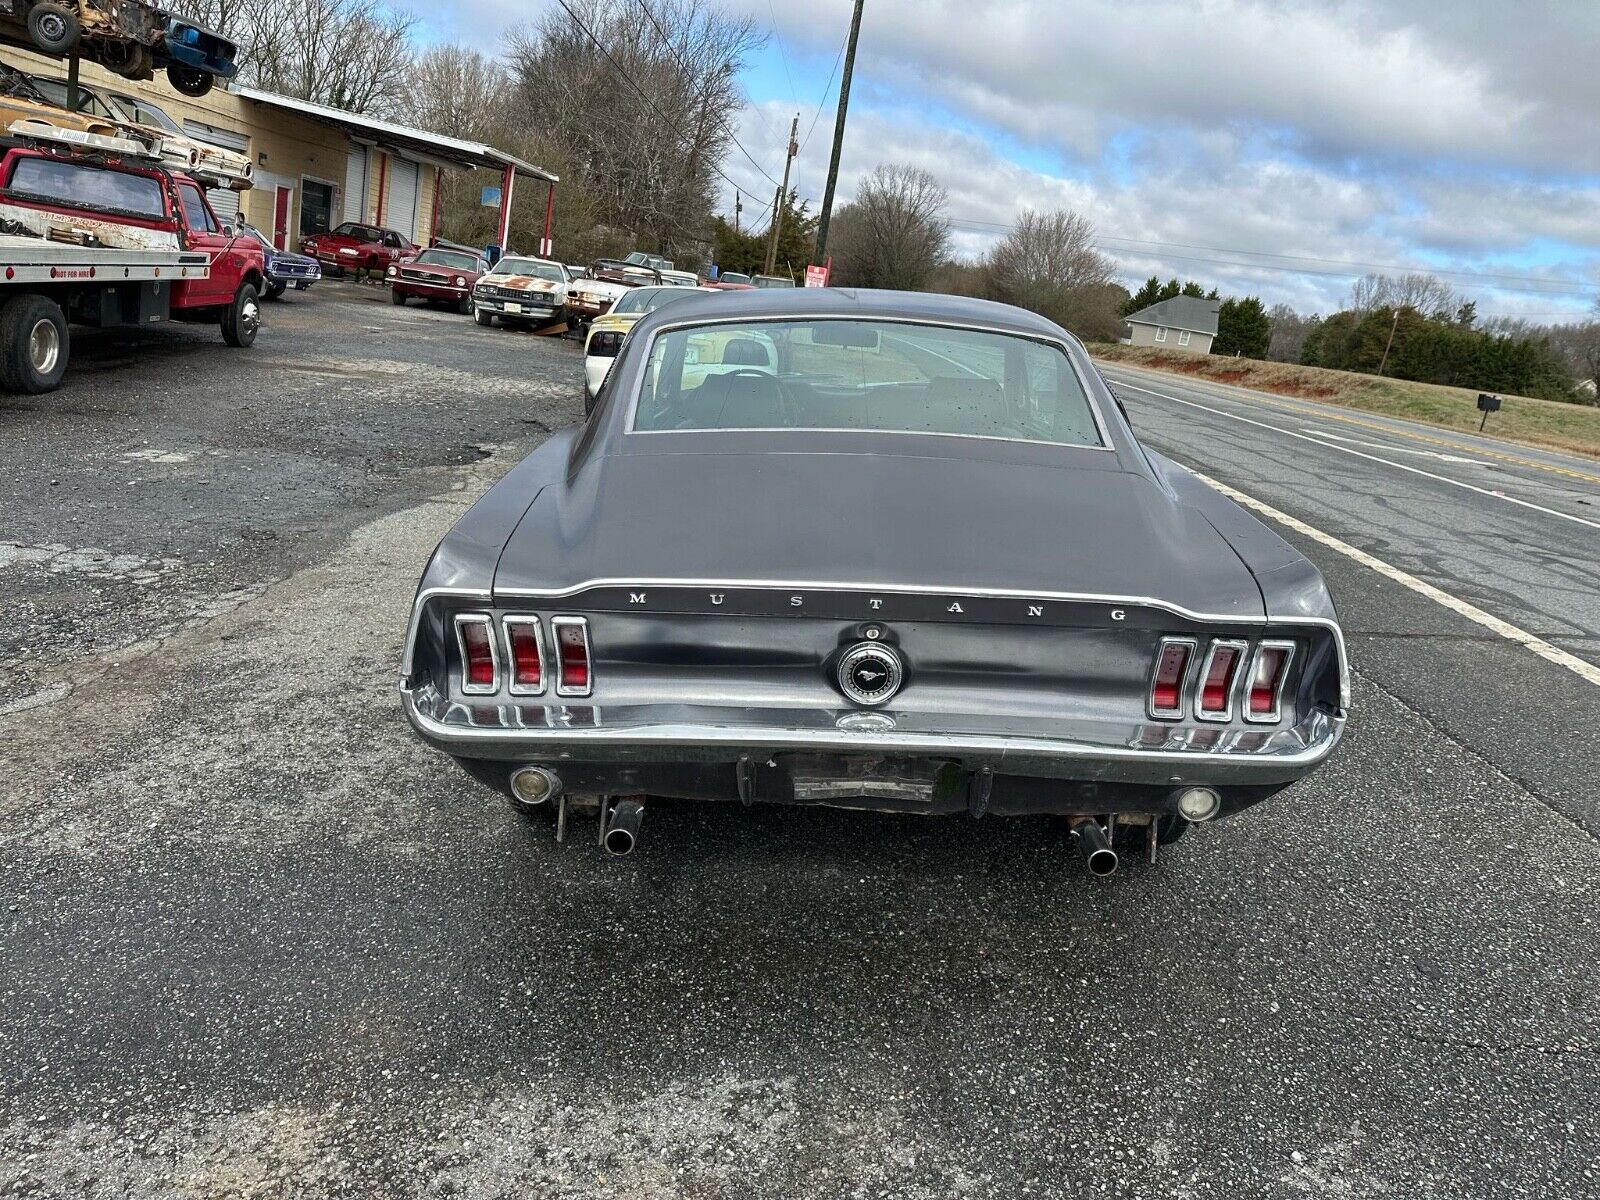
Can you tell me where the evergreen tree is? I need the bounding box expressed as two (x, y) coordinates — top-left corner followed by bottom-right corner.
(1214, 296), (1271, 358)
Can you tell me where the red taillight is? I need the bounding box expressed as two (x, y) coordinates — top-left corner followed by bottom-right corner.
(1149, 638), (1193, 718)
(552, 617), (591, 696)
(504, 617), (545, 694)
(454, 614), (498, 693)
(1197, 640), (1245, 720)
(1246, 641), (1294, 722)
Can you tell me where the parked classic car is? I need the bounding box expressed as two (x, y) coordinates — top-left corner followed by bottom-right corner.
(400, 289), (1349, 869)
(233, 219), (320, 298)
(387, 247), (487, 313)
(751, 273), (797, 288)
(471, 254), (570, 329)
(27, 74), (251, 186)
(581, 284), (701, 404)
(301, 221), (415, 278)
(565, 259), (659, 327)
(1, 1), (236, 92)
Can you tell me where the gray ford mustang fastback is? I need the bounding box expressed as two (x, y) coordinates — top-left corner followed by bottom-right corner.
(401, 288), (1348, 871)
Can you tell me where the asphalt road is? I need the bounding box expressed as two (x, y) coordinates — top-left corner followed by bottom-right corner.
(2, 303), (1598, 1199)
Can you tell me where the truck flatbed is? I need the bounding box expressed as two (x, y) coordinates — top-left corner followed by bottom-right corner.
(0, 234), (210, 284)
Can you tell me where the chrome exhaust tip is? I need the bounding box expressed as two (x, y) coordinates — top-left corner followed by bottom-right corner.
(602, 798), (645, 857)
(1071, 818), (1119, 877)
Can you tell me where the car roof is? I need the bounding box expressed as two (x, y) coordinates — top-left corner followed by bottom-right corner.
(627, 286), (1074, 342)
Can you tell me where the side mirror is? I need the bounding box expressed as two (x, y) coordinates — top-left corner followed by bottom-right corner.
(220, 223), (235, 237)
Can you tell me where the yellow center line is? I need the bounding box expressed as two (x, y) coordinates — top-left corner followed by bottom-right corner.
(1103, 365), (1600, 486)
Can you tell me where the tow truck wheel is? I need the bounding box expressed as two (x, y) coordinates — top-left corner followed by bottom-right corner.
(0, 294), (70, 394)
(167, 66), (215, 98)
(222, 283), (261, 348)
(28, 3), (79, 54)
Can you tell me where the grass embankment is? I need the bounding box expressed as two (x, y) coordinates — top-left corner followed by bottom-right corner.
(1088, 343), (1600, 459)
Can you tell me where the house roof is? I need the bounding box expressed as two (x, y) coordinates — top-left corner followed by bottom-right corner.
(232, 86), (559, 183)
(1124, 295), (1220, 336)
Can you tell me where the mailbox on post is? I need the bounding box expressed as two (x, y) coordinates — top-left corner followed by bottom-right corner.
(1476, 392), (1501, 432)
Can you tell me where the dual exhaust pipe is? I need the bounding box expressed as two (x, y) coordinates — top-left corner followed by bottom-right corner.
(601, 797), (645, 858)
(1069, 818), (1119, 877)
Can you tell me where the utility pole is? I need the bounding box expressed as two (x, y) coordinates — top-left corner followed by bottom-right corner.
(765, 113), (799, 276)
(813, 0), (865, 264)
(1377, 308), (1400, 375)
(735, 191), (742, 234)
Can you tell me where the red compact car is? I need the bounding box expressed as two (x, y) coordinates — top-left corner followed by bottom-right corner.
(300, 221), (415, 278)
(386, 247), (489, 315)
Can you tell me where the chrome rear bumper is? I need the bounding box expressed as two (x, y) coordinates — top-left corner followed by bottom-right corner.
(402, 681), (1343, 788)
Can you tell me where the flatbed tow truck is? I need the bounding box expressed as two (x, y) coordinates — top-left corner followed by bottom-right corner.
(0, 129), (263, 393)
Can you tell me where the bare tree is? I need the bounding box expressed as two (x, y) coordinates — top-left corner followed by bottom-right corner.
(1266, 302), (1320, 362)
(505, 0), (762, 260)
(829, 164), (950, 290)
(1347, 271), (1460, 319)
(164, 0), (416, 113)
(394, 46), (509, 140)
(982, 208), (1120, 337)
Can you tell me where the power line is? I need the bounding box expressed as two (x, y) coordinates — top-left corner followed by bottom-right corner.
(799, 29), (849, 156)
(632, 0), (785, 190)
(766, 0), (800, 107)
(551, 0), (763, 204)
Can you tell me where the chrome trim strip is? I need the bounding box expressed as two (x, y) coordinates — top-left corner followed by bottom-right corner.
(1194, 638), (1249, 723)
(620, 312), (1114, 451)
(1243, 639), (1296, 725)
(1147, 636), (1197, 721)
(551, 615), (593, 698)
(453, 612), (500, 696)
(400, 585), (491, 678)
(501, 615), (547, 697)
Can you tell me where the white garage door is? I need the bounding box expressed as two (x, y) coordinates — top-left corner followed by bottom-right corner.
(344, 146), (369, 224)
(385, 156), (419, 241)
(206, 186), (240, 221)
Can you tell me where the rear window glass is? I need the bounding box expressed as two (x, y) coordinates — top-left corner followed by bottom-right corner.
(635, 319), (1103, 447)
(6, 156), (165, 219)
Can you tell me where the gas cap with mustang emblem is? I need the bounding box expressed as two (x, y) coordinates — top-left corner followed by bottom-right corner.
(837, 642), (904, 706)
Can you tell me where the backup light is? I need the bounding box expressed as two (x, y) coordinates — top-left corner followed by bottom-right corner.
(1176, 786), (1222, 822)
(510, 765), (559, 807)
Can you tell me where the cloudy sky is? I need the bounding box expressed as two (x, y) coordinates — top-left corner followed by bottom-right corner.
(416, 1), (1600, 320)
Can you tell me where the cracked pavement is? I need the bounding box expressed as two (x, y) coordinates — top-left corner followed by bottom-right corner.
(0, 295), (1596, 1198)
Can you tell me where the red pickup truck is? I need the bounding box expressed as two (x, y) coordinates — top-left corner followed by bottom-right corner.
(0, 144), (265, 393)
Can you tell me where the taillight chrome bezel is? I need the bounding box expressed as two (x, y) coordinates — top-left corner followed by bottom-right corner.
(1194, 638), (1249, 723)
(453, 612), (500, 695)
(1243, 639), (1296, 724)
(1148, 636), (1197, 720)
(550, 615), (593, 697)
(502, 615), (547, 696)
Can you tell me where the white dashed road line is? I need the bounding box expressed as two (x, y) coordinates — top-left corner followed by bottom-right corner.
(1112, 380), (1600, 531)
(1190, 470), (1600, 690)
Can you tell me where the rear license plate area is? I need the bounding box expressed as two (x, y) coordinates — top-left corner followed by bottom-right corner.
(786, 755), (960, 803)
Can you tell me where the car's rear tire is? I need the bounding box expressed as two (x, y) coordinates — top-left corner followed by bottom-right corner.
(221, 283), (260, 348)
(264, 280), (287, 301)
(473, 307), (494, 327)
(390, 289), (407, 306)
(167, 66), (215, 98)
(0, 293), (69, 394)
(27, 2), (79, 54)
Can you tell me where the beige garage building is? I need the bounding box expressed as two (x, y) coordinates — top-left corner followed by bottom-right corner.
(4, 48), (555, 253)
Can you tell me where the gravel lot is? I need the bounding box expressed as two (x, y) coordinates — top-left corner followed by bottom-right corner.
(1, 284), (1596, 1198)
